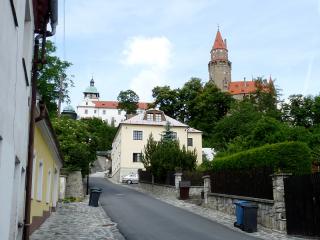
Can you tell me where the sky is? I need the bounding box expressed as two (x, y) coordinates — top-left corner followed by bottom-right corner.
(52, 0), (320, 108)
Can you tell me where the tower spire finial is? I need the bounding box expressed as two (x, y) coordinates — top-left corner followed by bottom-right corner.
(217, 24), (220, 31)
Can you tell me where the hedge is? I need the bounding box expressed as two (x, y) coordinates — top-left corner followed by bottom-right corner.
(211, 141), (312, 175)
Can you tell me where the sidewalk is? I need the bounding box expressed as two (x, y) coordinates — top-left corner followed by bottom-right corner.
(30, 197), (125, 240)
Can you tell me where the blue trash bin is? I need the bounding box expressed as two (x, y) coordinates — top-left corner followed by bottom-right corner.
(234, 200), (248, 229)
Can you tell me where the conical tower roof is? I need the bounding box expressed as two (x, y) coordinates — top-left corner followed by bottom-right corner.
(213, 30), (226, 49)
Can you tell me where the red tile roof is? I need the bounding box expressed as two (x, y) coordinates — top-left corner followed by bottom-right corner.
(228, 81), (256, 95)
(93, 101), (149, 110)
(213, 30), (226, 49)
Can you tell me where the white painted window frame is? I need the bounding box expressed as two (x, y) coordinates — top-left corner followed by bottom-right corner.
(31, 152), (36, 199)
(37, 161), (44, 201)
(46, 169), (52, 203)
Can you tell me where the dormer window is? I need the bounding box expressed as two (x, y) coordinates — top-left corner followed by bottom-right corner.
(155, 114), (162, 122)
(147, 113), (153, 121)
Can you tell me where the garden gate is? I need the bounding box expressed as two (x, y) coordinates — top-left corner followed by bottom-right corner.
(284, 173), (320, 237)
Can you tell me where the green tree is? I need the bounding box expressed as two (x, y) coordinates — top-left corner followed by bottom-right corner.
(178, 77), (203, 122)
(117, 89), (139, 114)
(37, 40), (73, 116)
(190, 81), (234, 143)
(52, 117), (94, 175)
(52, 117), (117, 175)
(152, 86), (180, 119)
(141, 134), (157, 169)
(282, 94), (314, 128)
(141, 127), (197, 177)
(211, 100), (262, 152)
(250, 77), (280, 119)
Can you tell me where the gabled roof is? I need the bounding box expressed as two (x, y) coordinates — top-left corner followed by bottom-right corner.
(228, 81), (256, 95)
(93, 101), (149, 110)
(213, 30), (226, 49)
(121, 109), (202, 133)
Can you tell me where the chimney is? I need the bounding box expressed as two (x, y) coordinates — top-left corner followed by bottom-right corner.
(244, 77), (247, 87)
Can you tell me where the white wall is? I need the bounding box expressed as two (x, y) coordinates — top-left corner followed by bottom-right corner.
(0, 0), (34, 239)
(77, 99), (146, 127)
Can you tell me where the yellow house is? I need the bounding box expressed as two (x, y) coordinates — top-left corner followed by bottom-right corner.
(111, 109), (202, 182)
(29, 104), (63, 234)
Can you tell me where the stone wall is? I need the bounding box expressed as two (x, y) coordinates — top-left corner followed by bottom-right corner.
(205, 173), (291, 232)
(65, 171), (84, 199)
(207, 193), (275, 229)
(139, 182), (176, 198)
(189, 186), (203, 196)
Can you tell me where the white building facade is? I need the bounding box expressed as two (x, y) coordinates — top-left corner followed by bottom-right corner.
(111, 109), (203, 182)
(77, 78), (148, 126)
(0, 0), (34, 239)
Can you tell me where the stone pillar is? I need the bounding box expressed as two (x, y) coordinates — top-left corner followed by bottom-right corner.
(65, 171), (84, 199)
(59, 175), (67, 200)
(202, 175), (211, 204)
(174, 172), (182, 197)
(272, 173), (292, 232)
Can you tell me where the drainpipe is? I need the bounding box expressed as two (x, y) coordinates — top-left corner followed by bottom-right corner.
(23, 1), (58, 239)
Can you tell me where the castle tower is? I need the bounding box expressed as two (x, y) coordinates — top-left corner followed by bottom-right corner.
(83, 77), (100, 100)
(208, 29), (232, 91)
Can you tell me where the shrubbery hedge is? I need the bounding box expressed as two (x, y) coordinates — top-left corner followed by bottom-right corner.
(211, 141), (312, 175)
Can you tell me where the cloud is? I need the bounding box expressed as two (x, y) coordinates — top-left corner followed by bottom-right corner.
(122, 36), (173, 101)
(122, 36), (172, 69)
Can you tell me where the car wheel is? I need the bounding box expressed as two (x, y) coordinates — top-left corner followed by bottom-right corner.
(127, 180), (132, 184)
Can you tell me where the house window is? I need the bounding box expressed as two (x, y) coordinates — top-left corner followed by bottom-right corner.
(46, 170), (52, 203)
(37, 161), (44, 201)
(155, 113), (162, 122)
(86, 102), (88, 105)
(94, 110), (97, 114)
(133, 131), (143, 140)
(133, 153), (142, 162)
(172, 132), (177, 140)
(118, 109), (121, 115)
(103, 110), (106, 115)
(147, 113), (153, 121)
(84, 109), (88, 114)
(187, 138), (193, 147)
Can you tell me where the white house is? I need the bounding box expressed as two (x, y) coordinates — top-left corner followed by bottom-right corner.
(0, 0), (57, 239)
(0, 1), (34, 239)
(77, 78), (149, 126)
(111, 109), (203, 182)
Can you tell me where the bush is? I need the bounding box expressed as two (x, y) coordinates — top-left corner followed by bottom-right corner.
(210, 142), (312, 175)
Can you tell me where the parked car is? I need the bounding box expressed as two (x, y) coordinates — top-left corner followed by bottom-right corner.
(122, 173), (139, 184)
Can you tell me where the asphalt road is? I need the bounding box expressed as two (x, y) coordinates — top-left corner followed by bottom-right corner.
(90, 177), (260, 240)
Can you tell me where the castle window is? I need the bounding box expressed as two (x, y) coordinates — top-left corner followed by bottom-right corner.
(84, 109), (88, 114)
(94, 110), (97, 114)
(103, 110), (106, 115)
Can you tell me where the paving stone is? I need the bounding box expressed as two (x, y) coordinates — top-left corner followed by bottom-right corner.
(30, 197), (125, 240)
